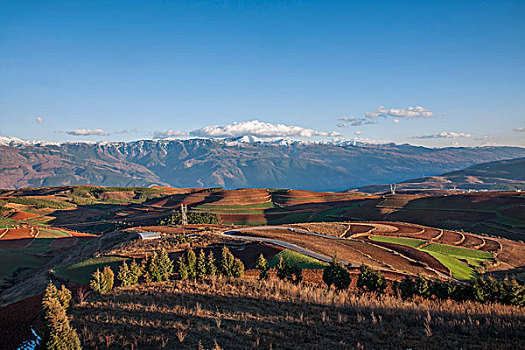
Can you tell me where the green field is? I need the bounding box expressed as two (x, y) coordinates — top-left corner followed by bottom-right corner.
(52, 256), (130, 284)
(421, 243), (493, 259)
(0, 251), (43, 277)
(269, 249), (327, 270)
(370, 236), (427, 249)
(369, 236), (494, 280)
(425, 251), (475, 280)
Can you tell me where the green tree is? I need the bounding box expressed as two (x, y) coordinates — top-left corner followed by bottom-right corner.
(323, 256), (351, 291)
(103, 265), (114, 291)
(220, 246), (235, 277)
(90, 267), (113, 295)
(196, 249), (207, 278)
(206, 250), (217, 276)
(255, 253), (269, 280)
(129, 259), (143, 285)
(356, 264), (387, 294)
(231, 258), (245, 278)
(42, 281), (72, 312)
(275, 257), (303, 284)
(117, 260), (131, 287)
(177, 256), (189, 280)
(41, 298), (81, 350)
(186, 249), (197, 279)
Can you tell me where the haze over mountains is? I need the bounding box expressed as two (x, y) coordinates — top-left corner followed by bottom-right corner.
(1, 137), (525, 191)
(358, 157), (525, 193)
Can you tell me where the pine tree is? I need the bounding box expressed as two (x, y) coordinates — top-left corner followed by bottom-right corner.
(177, 256), (189, 280)
(117, 260), (131, 287)
(220, 246), (235, 277)
(129, 259), (143, 285)
(275, 256), (287, 280)
(90, 268), (105, 294)
(196, 249), (207, 278)
(42, 282), (72, 311)
(231, 258), (244, 278)
(103, 266), (114, 291)
(255, 253), (269, 280)
(42, 298), (81, 350)
(206, 250), (217, 276)
(186, 249), (197, 279)
(151, 248), (174, 282)
(90, 266), (114, 294)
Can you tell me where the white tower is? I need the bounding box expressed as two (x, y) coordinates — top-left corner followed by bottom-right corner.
(181, 204), (188, 225)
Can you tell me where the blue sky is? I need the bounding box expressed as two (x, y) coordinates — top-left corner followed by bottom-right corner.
(1, 0), (524, 146)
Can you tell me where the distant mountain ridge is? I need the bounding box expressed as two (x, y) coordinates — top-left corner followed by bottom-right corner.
(1, 137), (525, 191)
(357, 157), (525, 193)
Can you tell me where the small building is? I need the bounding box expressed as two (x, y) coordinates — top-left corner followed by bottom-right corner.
(136, 231), (161, 240)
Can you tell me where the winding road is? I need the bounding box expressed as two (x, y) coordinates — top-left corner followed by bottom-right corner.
(219, 225), (453, 280)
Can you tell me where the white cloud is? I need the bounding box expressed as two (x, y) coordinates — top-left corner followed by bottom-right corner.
(412, 131), (476, 139)
(354, 131), (362, 135)
(35, 117), (44, 123)
(514, 127), (525, 132)
(393, 119), (400, 123)
(56, 129), (109, 136)
(338, 116), (366, 126)
(189, 120), (339, 138)
(366, 106), (436, 119)
(153, 130), (190, 139)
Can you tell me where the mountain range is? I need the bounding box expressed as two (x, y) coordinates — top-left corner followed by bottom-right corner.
(1, 136), (525, 191)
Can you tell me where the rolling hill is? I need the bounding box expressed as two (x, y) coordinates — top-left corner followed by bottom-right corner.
(1, 137), (525, 191)
(357, 157), (525, 193)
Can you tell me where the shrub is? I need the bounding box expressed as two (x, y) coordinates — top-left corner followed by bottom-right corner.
(158, 211), (222, 225)
(323, 256), (351, 291)
(255, 253), (269, 280)
(90, 266), (114, 295)
(276, 256), (302, 284)
(356, 264), (387, 294)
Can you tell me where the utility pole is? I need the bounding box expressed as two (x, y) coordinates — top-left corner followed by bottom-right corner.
(390, 184), (396, 195)
(181, 204), (188, 225)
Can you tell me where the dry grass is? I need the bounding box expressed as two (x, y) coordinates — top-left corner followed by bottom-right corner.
(71, 276), (525, 349)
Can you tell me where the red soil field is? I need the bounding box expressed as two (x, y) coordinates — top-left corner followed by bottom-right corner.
(204, 189), (271, 206)
(1, 227), (33, 240)
(8, 211), (41, 220)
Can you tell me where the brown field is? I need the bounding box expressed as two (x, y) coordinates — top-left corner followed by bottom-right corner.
(70, 277), (525, 350)
(364, 238), (450, 276)
(233, 228), (438, 277)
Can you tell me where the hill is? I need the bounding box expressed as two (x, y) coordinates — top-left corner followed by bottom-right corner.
(1, 137), (525, 190)
(357, 157), (525, 193)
